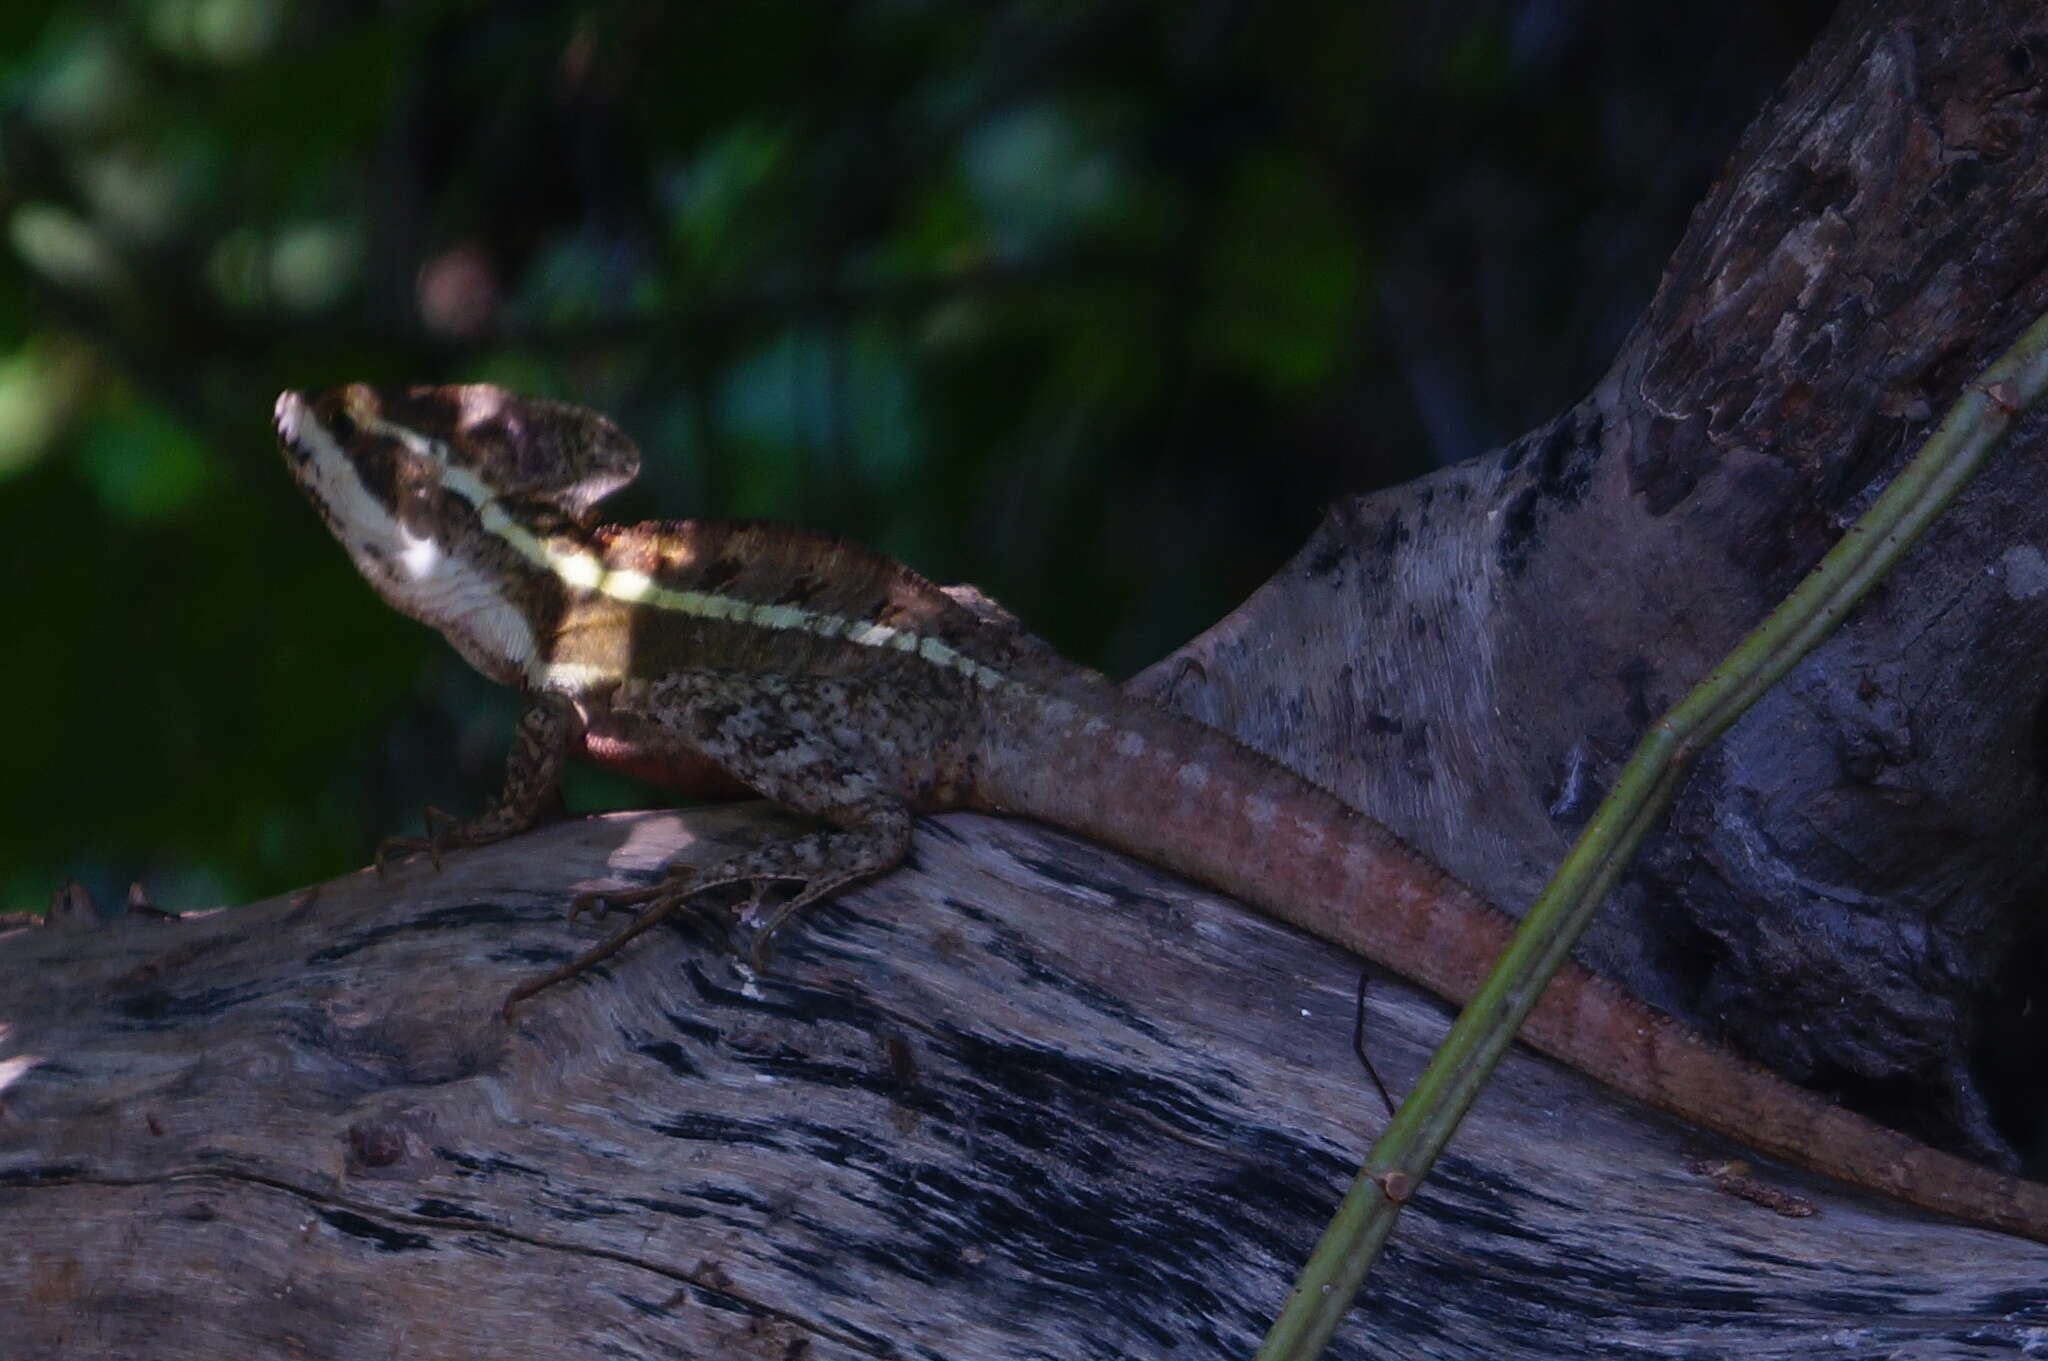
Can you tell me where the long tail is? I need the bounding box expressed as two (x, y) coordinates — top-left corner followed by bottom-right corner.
(977, 682), (2048, 1243)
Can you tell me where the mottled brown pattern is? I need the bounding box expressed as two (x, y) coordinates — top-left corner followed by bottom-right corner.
(505, 670), (954, 1010)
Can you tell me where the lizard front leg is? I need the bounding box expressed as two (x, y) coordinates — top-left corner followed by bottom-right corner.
(377, 691), (582, 872)
(502, 670), (951, 1015)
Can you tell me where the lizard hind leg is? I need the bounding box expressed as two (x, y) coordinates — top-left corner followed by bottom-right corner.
(730, 797), (915, 966)
(501, 795), (913, 1016)
(501, 669), (946, 1015)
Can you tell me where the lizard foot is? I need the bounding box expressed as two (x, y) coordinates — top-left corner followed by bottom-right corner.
(374, 693), (579, 878)
(501, 794), (911, 1019)
(735, 882), (842, 970)
(501, 876), (740, 1019)
(501, 871), (859, 1019)
(564, 878), (700, 922)
(375, 805), (532, 874)
(374, 806), (465, 875)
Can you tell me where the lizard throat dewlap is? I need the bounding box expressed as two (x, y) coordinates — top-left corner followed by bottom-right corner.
(279, 391), (541, 679)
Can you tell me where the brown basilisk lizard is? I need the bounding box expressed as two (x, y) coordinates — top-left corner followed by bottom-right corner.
(274, 381), (2048, 1245)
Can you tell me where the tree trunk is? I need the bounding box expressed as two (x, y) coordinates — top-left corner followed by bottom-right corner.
(1134, 0), (2048, 1167)
(8, 0), (2048, 1357)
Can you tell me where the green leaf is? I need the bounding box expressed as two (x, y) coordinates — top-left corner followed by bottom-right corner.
(1199, 152), (1367, 393)
(73, 397), (217, 521)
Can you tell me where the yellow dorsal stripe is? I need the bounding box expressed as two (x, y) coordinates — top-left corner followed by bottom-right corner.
(421, 453), (1005, 692)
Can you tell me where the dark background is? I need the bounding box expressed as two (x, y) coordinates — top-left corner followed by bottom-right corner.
(0, 1), (1833, 918)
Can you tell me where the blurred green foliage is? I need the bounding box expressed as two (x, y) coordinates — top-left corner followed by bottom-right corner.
(0, 0), (1828, 914)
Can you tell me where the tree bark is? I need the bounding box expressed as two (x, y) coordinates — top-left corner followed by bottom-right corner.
(9, 0), (2048, 1357)
(6, 810), (2047, 1360)
(1135, 0), (2048, 1167)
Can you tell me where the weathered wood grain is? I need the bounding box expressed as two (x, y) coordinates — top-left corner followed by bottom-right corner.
(4, 807), (2044, 1359)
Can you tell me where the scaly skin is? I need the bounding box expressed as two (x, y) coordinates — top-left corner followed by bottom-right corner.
(274, 381), (2048, 1244)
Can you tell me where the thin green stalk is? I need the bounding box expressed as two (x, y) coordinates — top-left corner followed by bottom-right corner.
(1257, 309), (2048, 1361)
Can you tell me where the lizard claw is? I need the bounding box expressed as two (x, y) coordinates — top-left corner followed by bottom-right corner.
(373, 836), (424, 878)
(567, 880), (668, 922)
(737, 881), (832, 971)
(503, 886), (698, 1018)
(375, 807), (485, 876)
(506, 862), (856, 1016)
(420, 806), (457, 870)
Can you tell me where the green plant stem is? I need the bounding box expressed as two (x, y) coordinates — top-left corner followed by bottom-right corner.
(1256, 308), (2048, 1361)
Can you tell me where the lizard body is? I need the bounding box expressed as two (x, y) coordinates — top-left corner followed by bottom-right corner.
(274, 381), (2048, 1244)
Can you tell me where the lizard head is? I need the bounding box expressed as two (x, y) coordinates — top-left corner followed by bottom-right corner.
(274, 383), (641, 686)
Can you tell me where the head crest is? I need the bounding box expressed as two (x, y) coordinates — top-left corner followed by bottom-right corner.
(378, 384), (641, 518)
